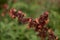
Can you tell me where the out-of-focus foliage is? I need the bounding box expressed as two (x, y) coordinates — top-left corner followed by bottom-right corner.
(0, 0), (60, 40)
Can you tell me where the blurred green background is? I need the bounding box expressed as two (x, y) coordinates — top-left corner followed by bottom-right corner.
(0, 0), (60, 40)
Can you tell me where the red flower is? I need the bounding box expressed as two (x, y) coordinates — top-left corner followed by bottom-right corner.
(3, 4), (8, 9)
(9, 8), (17, 19)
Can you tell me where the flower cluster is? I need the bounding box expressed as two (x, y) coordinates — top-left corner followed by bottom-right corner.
(28, 11), (58, 40)
(2, 8), (58, 40)
(9, 8), (30, 24)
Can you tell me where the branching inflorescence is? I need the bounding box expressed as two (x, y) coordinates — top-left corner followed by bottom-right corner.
(1, 8), (58, 40)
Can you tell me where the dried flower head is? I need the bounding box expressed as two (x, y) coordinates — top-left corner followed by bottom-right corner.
(9, 8), (17, 18)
